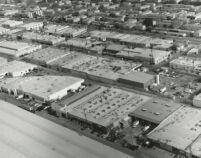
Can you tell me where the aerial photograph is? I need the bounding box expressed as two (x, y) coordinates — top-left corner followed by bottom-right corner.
(2, 0), (201, 158)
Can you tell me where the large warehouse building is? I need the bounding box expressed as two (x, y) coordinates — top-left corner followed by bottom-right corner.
(60, 86), (151, 130)
(0, 41), (42, 58)
(129, 99), (182, 125)
(0, 75), (84, 102)
(0, 60), (37, 78)
(118, 71), (156, 89)
(0, 100), (133, 158)
(49, 52), (142, 83)
(148, 106), (201, 158)
(24, 47), (70, 65)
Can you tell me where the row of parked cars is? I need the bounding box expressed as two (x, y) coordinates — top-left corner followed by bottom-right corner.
(15, 94), (49, 113)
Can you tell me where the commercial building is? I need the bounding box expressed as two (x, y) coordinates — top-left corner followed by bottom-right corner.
(0, 9), (18, 16)
(148, 106), (201, 158)
(90, 30), (173, 49)
(49, 52), (141, 83)
(0, 75), (84, 102)
(45, 24), (87, 38)
(2, 20), (23, 28)
(170, 56), (201, 73)
(0, 56), (7, 66)
(20, 22), (43, 31)
(193, 93), (201, 108)
(0, 100), (133, 158)
(117, 48), (171, 64)
(0, 60), (37, 78)
(61, 38), (105, 54)
(118, 72), (156, 89)
(0, 26), (10, 35)
(105, 44), (126, 55)
(129, 99), (182, 125)
(60, 86), (151, 130)
(24, 47), (70, 65)
(23, 32), (65, 45)
(0, 41), (42, 58)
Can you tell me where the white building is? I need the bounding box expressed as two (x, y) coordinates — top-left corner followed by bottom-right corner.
(0, 60), (37, 78)
(0, 27), (11, 35)
(0, 75), (84, 101)
(20, 22), (43, 31)
(117, 47), (171, 64)
(23, 32), (65, 45)
(3, 20), (23, 28)
(0, 57), (7, 66)
(170, 56), (201, 73)
(193, 93), (201, 108)
(0, 41), (42, 58)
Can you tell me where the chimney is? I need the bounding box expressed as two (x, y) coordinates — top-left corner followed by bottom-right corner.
(155, 74), (160, 85)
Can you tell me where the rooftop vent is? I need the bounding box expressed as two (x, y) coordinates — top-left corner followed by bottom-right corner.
(141, 108), (147, 111)
(154, 112), (160, 115)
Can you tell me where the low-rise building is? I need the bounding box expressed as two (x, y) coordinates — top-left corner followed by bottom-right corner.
(0, 75), (84, 102)
(193, 93), (201, 108)
(129, 99), (182, 125)
(117, 48), (171, 64)
(49, 52), (141, 83)
(170, 56), (201, 73)
(118, 71), (156, 89)
(23, 32), (65, 45)
(0, 56), (7, 66)
(2, 20), (23, 28)
(148, 106), (201, 158)
(0, 60), (37, 78)
(0, 41), (42, 58)
(45, 24), (87, 38)
(24, 47), (70, 65)
(60, 86), (151, 130)
(20, 22), (43, 31)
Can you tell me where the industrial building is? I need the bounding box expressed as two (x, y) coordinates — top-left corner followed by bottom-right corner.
(117, 48), (171, 64)
(90, 30), (173, 49)
(24, 47), (71, 65)
(60, 86), (151, 130)
(0, 26), (10, 35)
(0, 41), (42, 58)
(170, 56), (201, 73)
(0, 75), (84, 102)
(193, 93), (201, 108)
(49, 52), (142, 82)
(45, 24), (87, 38)
(23, 32), (65, 45)
(2, 20), (23, 28)
(0, 56), (7, 66)
(20, 22), (43, 31)
(118, 71), (156, 89)
(61, 38), (105, 54)
(148, 106), (201, 158)
(0, 60), (37, 78)
(129, 99), (182, 125)
(0, 100), (133, 158)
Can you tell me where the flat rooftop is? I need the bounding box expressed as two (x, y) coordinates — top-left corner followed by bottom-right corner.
(118, 71), (155, 84)
(61, 87), (151, 127)
(130, 99), (182, 124)
(0, 100), (133, 158)
(0, 41), (31, 51)
(23, 32), (65, 42)
(0, 60), (37, 75)
(25, 47), (70, 64)
(0, 75), (84, 100)
(50, 52), (141, 80)
(148, 106), (201, 151)
(170, 56), (201, 69)
(118, 48), (171, 59)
